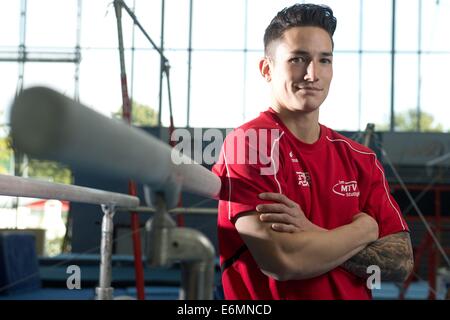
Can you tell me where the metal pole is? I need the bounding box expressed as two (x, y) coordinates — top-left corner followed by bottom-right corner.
(357, 0), (364, 131)
(113, 0), (146, 300)
(96, 204), (116, 300)
(116, 0), (166, 59)
(242, 0), (248, 122)
(112, 0), (170, 132)
(130, 0), (136, 105)
(158, 0), (165, 130)
(180, 259), (214, 300)
(113, 1), (132, 122)
(16, 0), (27, 96)
(146, 194), (215, 299)
(13, 0), (29, 224)
(66, 1), (80, 252)
(389, 0), (396, 132)
(186, 0), (193, 127)
(416, 0), (423, 131)
(74, 0), (82, 102)
(362, 123), (375, 147)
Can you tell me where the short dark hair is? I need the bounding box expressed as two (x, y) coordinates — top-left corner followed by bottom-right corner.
(263, 3), (337, 56)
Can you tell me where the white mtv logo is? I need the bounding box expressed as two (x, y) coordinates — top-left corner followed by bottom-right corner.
(340, 183), (357, 192)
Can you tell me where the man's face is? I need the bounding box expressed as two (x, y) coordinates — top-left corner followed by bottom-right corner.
(262, 26), (333, 113)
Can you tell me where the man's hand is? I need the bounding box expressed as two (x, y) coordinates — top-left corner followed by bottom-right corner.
(256, 192), (325, 233)
(257, 193), (378, 239)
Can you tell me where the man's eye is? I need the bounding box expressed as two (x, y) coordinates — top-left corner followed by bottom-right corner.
(290, 57), (305, 63)
(321, 58), (332, 64)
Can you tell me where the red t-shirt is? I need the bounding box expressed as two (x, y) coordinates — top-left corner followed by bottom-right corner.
(212, 109), (409, 300)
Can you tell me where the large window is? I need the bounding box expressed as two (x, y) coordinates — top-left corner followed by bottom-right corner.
(1, 0), (449, 131)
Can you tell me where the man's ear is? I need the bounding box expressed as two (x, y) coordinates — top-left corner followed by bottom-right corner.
(259, 57), (272, 82)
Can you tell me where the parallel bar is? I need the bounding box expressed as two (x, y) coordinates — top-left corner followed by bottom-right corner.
(123, 206), (217, 215)
(0, 174), (139, 208)
(10, 87), (221, 208)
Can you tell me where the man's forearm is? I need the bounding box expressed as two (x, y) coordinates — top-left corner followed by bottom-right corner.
(278, 215), (378, 280)
(236, 212), (378, 281)
(341, 232), (414, 282)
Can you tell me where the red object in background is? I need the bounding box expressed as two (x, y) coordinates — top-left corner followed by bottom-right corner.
(25, 199), (70, 211)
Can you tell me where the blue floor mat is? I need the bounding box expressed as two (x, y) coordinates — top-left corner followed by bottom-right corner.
(0, 282), (439, 300)
(0, 288), (96, 300)
(372, 281), (440, 300)
(0, 286), (180, 300)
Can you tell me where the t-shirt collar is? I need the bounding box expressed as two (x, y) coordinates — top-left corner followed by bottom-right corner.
(264, 107), (327, 152)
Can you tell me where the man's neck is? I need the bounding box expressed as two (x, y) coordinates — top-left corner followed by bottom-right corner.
(272, 107), (321, 144)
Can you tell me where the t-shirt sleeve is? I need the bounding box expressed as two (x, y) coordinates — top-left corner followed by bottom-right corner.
(212, 130), (285, 222)
(362, 157), (409, 238)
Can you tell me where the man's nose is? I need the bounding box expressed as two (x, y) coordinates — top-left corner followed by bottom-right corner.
(304, 61), (318, 82)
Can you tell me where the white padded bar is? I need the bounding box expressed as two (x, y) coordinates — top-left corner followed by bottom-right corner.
(10, 87), (221, 207)
(0, 174), (139, 207)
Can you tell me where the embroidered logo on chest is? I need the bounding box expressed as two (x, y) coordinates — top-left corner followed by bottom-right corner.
(289, 151), (311, 187)
(332, 180), (360, 197)
(296, 171), (311, 187)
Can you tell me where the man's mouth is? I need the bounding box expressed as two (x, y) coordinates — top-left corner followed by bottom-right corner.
(296, 86), (323, 91)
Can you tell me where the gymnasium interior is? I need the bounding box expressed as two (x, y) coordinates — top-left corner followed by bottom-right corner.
(0, 0), (450, 300)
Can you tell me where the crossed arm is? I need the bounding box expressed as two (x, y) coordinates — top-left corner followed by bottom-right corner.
(235, 193), (379, 281)
(341, 232), (414, 281)
(237, 192), (413, 282)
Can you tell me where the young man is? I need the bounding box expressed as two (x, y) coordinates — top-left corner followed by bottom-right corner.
(212, 4), (413, 299)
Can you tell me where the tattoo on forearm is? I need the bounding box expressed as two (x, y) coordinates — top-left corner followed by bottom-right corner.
(341, 232), (414, 282)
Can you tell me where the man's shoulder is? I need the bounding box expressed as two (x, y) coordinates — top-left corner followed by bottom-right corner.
(225, 110), (279, 140)
(324, 126), (376, 157)
(236, 110), (278, 131)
